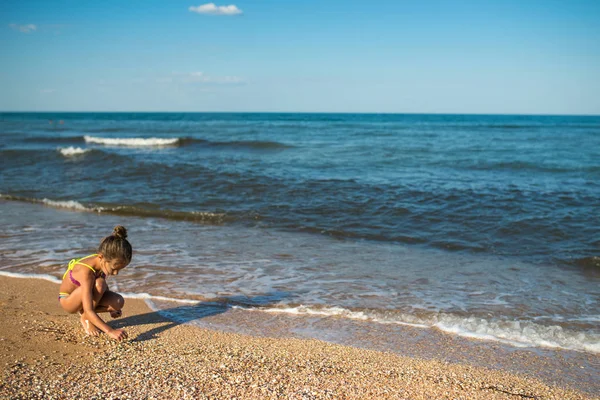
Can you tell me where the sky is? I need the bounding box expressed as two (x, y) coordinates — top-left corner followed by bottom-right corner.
(1, 0), (599, 114)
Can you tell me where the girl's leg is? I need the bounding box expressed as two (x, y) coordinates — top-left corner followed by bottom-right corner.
(59, 278), (108, 335)
(95, 290), (125, 318)
(59, 277), (108, 313)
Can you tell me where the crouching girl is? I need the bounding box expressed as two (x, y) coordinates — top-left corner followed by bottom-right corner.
(58, 225), (132, 341)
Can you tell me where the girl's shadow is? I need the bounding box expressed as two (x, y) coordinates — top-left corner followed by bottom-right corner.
(109, 291), (292, 342)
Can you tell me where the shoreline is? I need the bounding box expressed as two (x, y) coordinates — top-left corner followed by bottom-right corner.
(1, 276), (597, 399)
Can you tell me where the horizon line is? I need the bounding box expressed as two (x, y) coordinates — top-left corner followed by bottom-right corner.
(1, 110), (599, 117)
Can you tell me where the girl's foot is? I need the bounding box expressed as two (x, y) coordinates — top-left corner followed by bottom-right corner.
(110, 310), (122, 319)
(80, 314), (100, 336)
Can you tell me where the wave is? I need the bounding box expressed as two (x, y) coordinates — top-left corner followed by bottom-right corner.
(84, 136), (293, 150)
(0, 194), (230, 225)
(103, 205), (229, 224)
(84, 135), (181, 147)
(17, 134), (294, 151)
(237, 304), (600, 354)
(41, 198), (95, 211)
(0, 271), (62, 284)
(28, 135), (180, 147)
(119, 292), (200, 304)
(1, 147), (128, 166)
(58, 146), (92, 157)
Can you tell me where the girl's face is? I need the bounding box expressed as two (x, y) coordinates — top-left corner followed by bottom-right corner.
(100, 256), (128, 276)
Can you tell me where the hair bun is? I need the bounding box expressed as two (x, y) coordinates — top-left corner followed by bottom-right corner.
(112, 225), (128, 240)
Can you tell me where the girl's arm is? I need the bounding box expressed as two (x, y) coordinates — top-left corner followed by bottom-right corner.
(80, 272), (126, 340)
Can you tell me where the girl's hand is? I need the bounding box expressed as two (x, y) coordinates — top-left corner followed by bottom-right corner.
(110, 310), (122, 319)
(108, 329), (128, 342)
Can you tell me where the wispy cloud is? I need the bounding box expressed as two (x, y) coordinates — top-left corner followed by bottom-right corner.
(9, 23), (37, 33)
(189, 3), (242, 15)
(40, 89), (56, 94)
(179, 71), (244, 84)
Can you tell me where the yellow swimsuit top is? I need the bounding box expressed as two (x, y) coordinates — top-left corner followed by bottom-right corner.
(62, 254), (100, 280)
(59, 254), (103, 298)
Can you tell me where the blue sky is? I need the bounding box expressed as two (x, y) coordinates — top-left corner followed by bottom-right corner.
(2, 0), (599, 114)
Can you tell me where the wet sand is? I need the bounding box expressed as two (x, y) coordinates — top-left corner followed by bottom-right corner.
(0, 276), (596, 399)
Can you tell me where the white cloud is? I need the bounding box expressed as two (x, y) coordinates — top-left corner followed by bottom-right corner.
(182, 71), (244, 84)
(9, 23), (37, 33)
(40, 89), (56, 94)
(189, 3), (242, 15)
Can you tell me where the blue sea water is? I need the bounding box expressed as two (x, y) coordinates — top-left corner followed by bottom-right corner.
(1, 112), (599, 354)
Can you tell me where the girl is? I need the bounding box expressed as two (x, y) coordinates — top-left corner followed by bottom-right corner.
(58, 225), (132, 341)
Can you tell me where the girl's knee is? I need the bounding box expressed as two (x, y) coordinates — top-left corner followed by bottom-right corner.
(114, 293), (125, 310)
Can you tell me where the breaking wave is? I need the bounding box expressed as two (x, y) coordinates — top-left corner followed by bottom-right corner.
(17, 134), (294, 151)
(84, 136), (180, 147)
(83, 135), (293, 150)
(238, 304), (600, 354)
(41, 199), (94, 211)
(58, 146), (92, 156)
(0, 194), (229, 225)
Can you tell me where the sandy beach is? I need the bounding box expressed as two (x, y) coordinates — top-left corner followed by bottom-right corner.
(0, 276), (596, 399)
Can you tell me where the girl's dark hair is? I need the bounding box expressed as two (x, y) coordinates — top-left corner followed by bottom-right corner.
(98, 225), (133, 263)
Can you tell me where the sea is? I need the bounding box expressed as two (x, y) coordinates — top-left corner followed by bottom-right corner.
(1, 112), (599, 358)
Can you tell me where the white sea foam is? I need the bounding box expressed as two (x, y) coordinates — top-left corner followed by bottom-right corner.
(433, 314), (600, 353)
(121, 292), (199, 304)
(136, 295), (201, 317)
(234, 305), (429, 328)
(1, 268), (598, 353)
(0, 271), (62, 284)
(41, 198), (92, 211)
(84, 135), (179, 147)
(236, 304), (600, 354)
(58, 146), (91, 156)
(1, 194), (96, 212)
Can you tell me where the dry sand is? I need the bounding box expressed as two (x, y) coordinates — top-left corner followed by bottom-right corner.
(0, 276), (596, 399)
